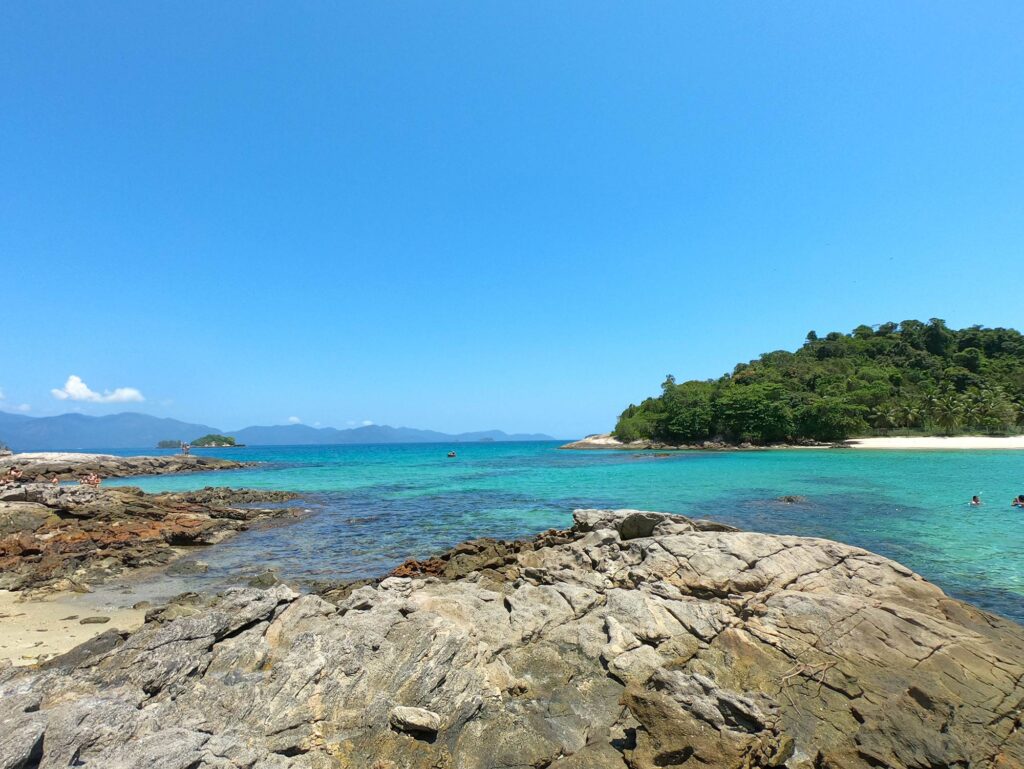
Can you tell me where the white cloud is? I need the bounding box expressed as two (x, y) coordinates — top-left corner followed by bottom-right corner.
(51, 375), (145, 404)
(361, 420), (374, 426)
(287, 416), (301, 424)
(0, 387), (5, 399)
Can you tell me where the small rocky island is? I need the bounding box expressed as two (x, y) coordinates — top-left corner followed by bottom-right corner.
(2, 508), (1021, 767)
(191, 434), (244, 448)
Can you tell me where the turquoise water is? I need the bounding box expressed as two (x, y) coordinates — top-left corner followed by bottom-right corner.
(104, 442), (1024, 621)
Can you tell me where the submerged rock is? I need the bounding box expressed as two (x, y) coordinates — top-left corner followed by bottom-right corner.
(1, 508), (1022, 768)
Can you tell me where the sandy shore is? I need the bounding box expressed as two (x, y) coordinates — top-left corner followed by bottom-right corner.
(845, 436), (1024, 450)
(0, 589), (146, 666)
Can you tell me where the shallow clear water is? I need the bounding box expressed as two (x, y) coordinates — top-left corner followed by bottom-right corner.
(102, 442), (1024, 621)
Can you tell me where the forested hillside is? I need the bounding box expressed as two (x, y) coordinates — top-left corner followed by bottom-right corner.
(614, 320), (1024, 444)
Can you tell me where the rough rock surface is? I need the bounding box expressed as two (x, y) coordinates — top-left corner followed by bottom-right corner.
(1, 508), (1023, 768)
(0, 452), (247, 482)
(0, 484), (302, 591)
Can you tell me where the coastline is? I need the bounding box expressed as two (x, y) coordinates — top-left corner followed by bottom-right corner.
(561, 432), (1024, 451)
(0, 451), (248, 481)
(1, 451), (306, 662)
(0, 589), (145, 667)
(844, 435), (1024, 450)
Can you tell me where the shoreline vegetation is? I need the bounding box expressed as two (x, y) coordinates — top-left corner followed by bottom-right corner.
(611, 319), (1024, 447)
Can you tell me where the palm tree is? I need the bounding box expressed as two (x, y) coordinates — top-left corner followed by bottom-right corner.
(894, 402), (922, 429)
(931, 395), (963, 434)
(960, 400), (983, 430)
(1014, 401), (1024, 430)
(870, 406), (898, 432)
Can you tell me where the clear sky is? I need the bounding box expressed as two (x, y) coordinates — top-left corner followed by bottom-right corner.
(2, 3), (1023, 438)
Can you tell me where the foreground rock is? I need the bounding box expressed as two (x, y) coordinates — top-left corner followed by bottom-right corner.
(0, 484), (302, 591)
(2, 508), (1022, 768)
(0, 452), (247, 482)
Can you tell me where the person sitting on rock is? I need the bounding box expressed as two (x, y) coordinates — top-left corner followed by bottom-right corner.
(51, 475), (59, 485)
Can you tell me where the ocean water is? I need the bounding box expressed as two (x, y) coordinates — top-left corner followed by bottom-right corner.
(102, 442), (1024, 622)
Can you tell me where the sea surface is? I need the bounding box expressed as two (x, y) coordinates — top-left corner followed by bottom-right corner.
(101, 442), (1024, 622)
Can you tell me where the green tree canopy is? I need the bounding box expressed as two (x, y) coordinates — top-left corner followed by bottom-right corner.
(613, 320), (1024, 444)
(191, 434), (237, 447)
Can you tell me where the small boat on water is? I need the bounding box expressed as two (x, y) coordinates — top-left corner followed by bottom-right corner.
(447, 451), (457, 458)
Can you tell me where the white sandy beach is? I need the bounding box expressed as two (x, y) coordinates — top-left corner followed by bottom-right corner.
(0, 590), (145, 667)
(845, 436), (1024, 450)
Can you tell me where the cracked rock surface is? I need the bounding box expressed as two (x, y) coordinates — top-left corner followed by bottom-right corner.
(2, 508), (1022, 768)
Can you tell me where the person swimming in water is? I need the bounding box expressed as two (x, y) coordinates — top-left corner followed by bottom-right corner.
(970, 495), (982, 506)
(1013, 495), (1024, 508)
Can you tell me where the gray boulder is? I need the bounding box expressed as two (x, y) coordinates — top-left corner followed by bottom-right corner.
(1, 509), (1022, 768)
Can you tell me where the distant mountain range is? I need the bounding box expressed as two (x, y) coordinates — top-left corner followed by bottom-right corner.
(0, 411), (556, 451)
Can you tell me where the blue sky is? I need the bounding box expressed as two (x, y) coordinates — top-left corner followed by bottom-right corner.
(2, 2), (1023, 438)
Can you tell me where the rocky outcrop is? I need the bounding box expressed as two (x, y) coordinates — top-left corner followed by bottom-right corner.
(2, 508), (1022, 768)
(0, 484), (302, 591)
(560, 432), (637, 449)
(0, 452), (247, 482)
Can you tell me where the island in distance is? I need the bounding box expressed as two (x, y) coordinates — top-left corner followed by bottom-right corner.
(0, 411), (556, 452)
(157, 435), (246, 449)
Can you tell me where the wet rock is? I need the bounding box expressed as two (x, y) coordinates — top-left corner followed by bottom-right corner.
(78, 616), (110, 624)
(618, 510), (671, 540)
(247, 570), (280, 588)
(166, 560), (209, 576)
